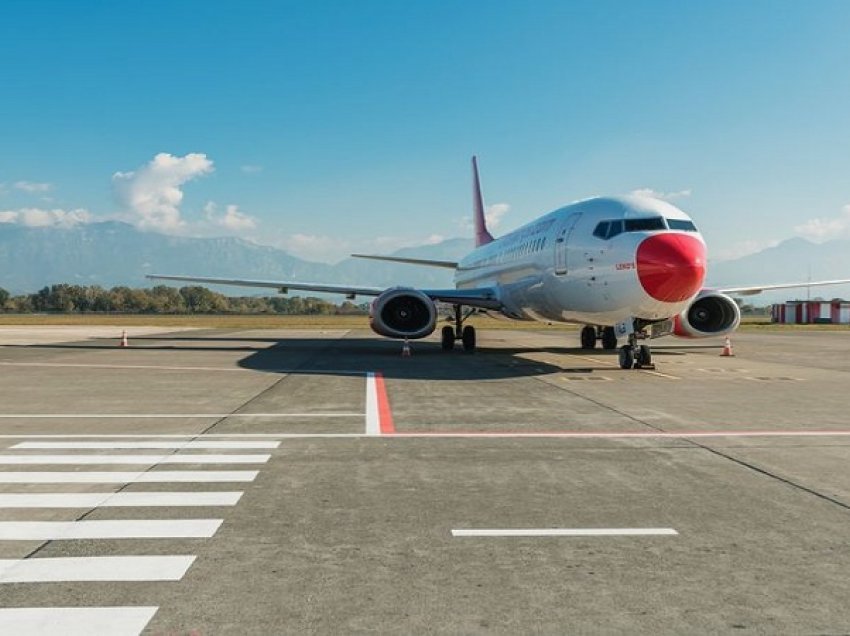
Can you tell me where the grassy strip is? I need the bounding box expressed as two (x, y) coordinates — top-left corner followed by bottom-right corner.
(0, 313), (845, 332)
(0, 313), (578, 330)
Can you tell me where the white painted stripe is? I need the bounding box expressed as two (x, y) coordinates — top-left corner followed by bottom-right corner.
(0, 413), (362, 418)
(1, 430), (850, 440)
(0, 607), (158, 636)
(0, 454), (270, 464)
(0, 556), (195, 582)
(452, 528), (678, 537)
(0, 471), (258, 483)
(0, 492), (243, 507)
(0, 519), (222, 539)
(365, 372), (379, 436)
(13, 441), (280, 449)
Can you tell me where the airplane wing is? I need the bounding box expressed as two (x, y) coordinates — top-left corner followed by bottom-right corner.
(718, 279), (850, 296)
(351, 254), (459, 269)
(145, 274), (502, 310)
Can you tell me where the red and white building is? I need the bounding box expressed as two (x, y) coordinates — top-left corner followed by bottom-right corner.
(772, 300), (850, 324)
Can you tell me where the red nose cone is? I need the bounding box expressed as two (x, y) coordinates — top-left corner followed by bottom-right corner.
(636, 233), (706, 302)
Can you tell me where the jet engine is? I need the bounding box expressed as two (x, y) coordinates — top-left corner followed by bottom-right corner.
(673, 290), (741, 338)
(370, 288), (437, 339)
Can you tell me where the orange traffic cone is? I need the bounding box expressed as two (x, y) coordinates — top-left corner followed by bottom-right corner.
(401, 338), (411, 357)
(119, 330), (129, 348)
(720, 336), (734, 357)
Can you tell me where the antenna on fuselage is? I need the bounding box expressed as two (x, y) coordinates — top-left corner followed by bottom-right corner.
(472, 156), (494, 247)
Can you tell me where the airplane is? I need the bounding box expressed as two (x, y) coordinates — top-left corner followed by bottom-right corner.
(148, 157), (850, 370)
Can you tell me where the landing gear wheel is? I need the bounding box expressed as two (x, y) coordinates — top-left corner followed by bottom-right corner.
(580, 325), (597, 349)
(637, 345), (652, 368)
(462, 325), (476, 353)
(441, 325), (455, 351)
(601, 327), (617, 350)
(618, 345), (634, 370)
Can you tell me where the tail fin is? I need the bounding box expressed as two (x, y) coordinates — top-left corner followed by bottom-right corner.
(472, 156), (494, 247)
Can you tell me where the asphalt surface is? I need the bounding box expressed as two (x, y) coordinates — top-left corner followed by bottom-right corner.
(0, 325), (849, 634)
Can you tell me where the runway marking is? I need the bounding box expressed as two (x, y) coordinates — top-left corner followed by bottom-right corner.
(0, 607), (158, 636)
(0, 413), (363, 418)
(0, 519), (223, 539)
(12, 441), (280, 449)
(0, 471), (259, 483)
(0, 492), (243, 507)
(376, 372), (395, 435)
(390, 431), (850, 439)
(365, 371), (394, 435)
(640, 370), (680, 380)
(2, 430), (850, 440)
(0, 555), (196, 583)
(0, 454), (270, 464)
(451, 528), (678, 537)
(365, 372), (379, 436)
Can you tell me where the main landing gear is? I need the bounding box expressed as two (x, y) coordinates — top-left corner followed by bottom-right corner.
(441, 305), (477, 353)
(618, 324), (653, 370)
(579, 325), (618, 350)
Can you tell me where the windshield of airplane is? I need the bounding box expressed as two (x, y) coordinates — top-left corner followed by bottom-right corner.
(666, 218), (698, 232)
(593, 217), (667, 239)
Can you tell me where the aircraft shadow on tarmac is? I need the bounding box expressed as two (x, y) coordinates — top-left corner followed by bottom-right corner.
(5, 335), (712, 381)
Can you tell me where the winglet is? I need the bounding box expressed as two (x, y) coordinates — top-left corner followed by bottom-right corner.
(472, 156), (494, 247)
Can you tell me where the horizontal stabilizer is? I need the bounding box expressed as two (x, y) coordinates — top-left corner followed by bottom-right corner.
(351, 254), (458, 269)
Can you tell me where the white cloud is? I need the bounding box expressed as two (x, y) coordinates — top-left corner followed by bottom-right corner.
(0, 207), (92, 228)
(241, 164), (263, 174)
(14, 181), (52, 193)
(630, 188), (692, 201)
(485, 203), (510, 228)
(113, 152), (214, 232)
(794, 204), (850, 242)
(204, 201), (257, 231)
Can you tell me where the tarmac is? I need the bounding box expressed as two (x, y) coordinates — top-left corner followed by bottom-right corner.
(0, 325), (849, 634)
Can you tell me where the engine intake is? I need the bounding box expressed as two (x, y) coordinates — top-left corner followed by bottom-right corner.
(674, 291), (741, 338)
(370, 288), (437, 340)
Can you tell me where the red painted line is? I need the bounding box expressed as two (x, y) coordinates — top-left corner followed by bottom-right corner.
(384, 430), (850, 439)
(374, 372), (395, 435)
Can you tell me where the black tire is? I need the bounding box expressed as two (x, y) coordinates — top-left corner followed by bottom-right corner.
(462, 325), (476, 352)
(601, 327), (617, 350)
(580, 325), (596, 349)
(638, 345), (652, 367)
(618, 345), (634, 370)
(441, 325), (455, 351)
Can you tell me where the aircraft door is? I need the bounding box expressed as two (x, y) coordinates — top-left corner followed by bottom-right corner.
(554, 213), (581, 275)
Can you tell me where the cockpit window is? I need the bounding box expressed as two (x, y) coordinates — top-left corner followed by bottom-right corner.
(667, 218), (698, 232)
(593, 222), (609, 239)
(623, 217), (666, 232)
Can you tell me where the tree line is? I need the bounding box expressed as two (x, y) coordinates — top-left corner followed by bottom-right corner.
(0, 284), (368, 315)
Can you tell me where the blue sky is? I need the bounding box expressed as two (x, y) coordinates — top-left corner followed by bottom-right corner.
(1, 0), (850, 265)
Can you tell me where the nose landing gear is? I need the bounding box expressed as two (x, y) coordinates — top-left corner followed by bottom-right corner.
(617, 321), (655, 370)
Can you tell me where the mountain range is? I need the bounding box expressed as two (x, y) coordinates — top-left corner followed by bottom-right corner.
(1, 221), (849, 304)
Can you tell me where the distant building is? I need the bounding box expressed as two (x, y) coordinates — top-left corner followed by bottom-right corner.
(771, 300), (850, 324)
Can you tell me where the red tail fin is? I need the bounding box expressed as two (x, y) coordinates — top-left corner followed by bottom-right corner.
(472, 156), (494, 247)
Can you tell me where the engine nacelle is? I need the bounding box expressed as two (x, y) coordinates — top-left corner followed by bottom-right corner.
(673, 291), (741, 338)
(370, 288), (437, 340)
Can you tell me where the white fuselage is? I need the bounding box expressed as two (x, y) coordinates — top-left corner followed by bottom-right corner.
(454, 195), (707, 326)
